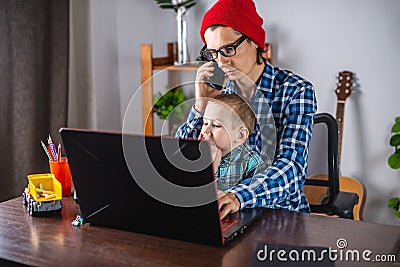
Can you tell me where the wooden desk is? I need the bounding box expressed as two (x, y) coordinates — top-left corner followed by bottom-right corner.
(0, 197), (399, 267)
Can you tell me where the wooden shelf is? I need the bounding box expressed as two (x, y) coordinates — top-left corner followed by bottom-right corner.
(153, 63), (203, 71)
(141, 42), (200, 135)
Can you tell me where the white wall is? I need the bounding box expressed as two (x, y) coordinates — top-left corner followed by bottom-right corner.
(70, 0), (400, 225)
(69, 0), (122, 130)
(258, 0), (400, 226)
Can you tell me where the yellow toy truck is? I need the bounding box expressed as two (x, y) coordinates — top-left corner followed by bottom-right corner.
(22, 174), (63, 216)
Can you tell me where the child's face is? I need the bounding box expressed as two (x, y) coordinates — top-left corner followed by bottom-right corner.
(201, 102), (243, 156)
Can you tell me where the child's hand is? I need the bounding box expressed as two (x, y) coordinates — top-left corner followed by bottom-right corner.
(198, 132), (220, 171)
(212, 146), (222, 173)
(198, 132), (211, 140)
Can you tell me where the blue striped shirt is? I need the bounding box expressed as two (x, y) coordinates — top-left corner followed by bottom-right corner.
(216, 143), (266, 191)
(176, 60), (317, 213)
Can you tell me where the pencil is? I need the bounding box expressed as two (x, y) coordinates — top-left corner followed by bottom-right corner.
(47, 146), (55, 161)
(41, 141), (53, 161)
(57, 143), (62, 162)
(48, 135), (58, 161)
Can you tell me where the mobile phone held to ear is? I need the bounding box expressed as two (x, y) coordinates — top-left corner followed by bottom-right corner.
(207, 61), (225, 90)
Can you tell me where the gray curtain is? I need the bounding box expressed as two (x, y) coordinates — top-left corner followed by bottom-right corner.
(0, 0), (69, 202)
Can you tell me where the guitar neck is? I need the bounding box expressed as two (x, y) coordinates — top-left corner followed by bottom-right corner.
(336, 101), (346, 172)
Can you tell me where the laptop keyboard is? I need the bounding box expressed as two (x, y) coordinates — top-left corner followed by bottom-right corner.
(221, 219), (238, 232)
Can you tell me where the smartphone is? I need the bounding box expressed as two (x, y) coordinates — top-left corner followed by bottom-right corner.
(207, 61), (225, 90)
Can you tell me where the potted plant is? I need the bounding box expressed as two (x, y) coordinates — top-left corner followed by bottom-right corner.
(153, 86), (188, 135)
(154, 0), (196, 12)
(388, 116), (400, 218)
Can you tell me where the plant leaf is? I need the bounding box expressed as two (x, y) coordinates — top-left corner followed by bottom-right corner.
(390, 134), (400, 147)
(152, 86), (186, 120)
(388, 153), (400, 169)
(159, 6), (174, 10)
(154, 0), (196, 11)
(396, 116), (400, 124)
(388, 197), (400, 209)
(183, 2), (196, 9)
(183, 0), (196, 5)
(391, 122), (400, 133)
(154, 0), (172, 4)
(395, 210), (400, 219)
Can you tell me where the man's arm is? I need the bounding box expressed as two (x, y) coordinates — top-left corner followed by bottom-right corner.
(175, 106), (204, 139)
(219, 84), (317, 216)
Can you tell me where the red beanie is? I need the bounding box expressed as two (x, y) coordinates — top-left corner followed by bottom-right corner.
(200, 0), (265, 49)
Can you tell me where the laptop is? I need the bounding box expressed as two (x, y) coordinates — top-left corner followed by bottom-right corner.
(60, 128), (263, 246)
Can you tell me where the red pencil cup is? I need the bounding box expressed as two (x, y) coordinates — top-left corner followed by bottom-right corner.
(49, 157), (72, 196)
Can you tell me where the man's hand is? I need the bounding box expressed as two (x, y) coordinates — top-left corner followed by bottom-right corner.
(194, 61), (222, 113)
(217, 190), (241, 219)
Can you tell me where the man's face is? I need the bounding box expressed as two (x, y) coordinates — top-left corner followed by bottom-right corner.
(204, 26), (259, 81)
(201, 101), (241, 156)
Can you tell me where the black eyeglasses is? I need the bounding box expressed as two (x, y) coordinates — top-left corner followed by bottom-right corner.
(200, 35), (247, 61)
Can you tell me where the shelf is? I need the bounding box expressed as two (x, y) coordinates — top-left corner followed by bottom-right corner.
(141, 42), (200, 135)
(152, 63), (202, 71)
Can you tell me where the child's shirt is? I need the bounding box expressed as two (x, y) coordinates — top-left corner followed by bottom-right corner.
(215, 143), (266, 191)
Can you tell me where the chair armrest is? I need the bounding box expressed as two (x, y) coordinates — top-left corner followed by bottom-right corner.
(332, 191), (359, 219)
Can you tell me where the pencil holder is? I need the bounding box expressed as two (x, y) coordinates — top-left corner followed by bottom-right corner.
(49, 157), (72, 196)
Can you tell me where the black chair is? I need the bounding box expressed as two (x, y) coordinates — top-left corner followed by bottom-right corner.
(303, 113), (359, 219)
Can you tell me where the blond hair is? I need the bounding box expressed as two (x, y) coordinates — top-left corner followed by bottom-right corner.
(208, 94), (255, 131)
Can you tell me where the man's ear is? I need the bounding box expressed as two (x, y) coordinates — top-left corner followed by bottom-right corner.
(236, 127), (249, 143)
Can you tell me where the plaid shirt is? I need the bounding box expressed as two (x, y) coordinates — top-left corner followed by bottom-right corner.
(216, 143), (266, 191)
(176, 60), (317, 213)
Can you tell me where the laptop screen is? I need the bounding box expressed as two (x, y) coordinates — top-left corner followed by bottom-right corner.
(60, 128), (225, 246)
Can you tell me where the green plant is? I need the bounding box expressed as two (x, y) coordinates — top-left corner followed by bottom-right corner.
(388, 116), (400, 219)
(153, 86), (187, 120)
(154, 0), (196, 12)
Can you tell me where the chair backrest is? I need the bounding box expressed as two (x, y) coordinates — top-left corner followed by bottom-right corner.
(304, 113), (340, 213)
(304, 113), (360, 219)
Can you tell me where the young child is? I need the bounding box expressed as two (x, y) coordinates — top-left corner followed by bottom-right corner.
(199, 94), (266, 191)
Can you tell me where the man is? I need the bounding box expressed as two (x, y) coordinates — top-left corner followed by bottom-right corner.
(176, 0), (317, 218)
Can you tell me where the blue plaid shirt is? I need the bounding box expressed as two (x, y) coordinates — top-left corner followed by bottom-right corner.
(216, 143), (266, 191)
(176, 60), (317, 213)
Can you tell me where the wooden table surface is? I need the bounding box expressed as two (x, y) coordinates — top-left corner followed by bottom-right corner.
(0, 196), (399, 267)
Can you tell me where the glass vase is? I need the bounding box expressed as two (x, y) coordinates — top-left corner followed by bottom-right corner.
(176, 7), (189, 64)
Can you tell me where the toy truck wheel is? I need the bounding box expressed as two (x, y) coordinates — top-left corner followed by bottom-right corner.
(22, 193), (27, 206)
(28, 201), (36, 216)
(27, 202), (32, 216)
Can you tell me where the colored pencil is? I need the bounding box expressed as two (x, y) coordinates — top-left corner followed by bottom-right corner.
(41, 141), (53, 161)
(47, 146), (55, 161)
(48, 135), (58, 161)
(57, 143), (62, 162)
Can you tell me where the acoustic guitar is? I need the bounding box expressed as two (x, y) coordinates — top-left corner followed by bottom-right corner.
(334, 71), (364, 220)
(304, 71), (365, 220)
(335, 71), (353, 173)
